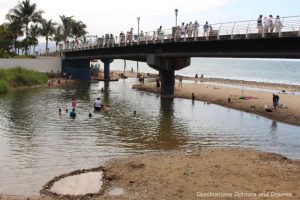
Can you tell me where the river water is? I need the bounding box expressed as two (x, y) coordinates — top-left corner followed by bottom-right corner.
(0, 79), (300, 195)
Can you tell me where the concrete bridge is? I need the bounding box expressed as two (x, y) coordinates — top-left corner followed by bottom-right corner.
(61, 16), (300, 98)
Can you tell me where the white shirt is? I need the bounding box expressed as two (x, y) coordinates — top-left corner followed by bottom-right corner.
(94, 99), (102, 108)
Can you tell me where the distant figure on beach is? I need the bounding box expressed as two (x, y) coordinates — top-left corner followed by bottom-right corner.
(200, 74), (204, 79)
(257, 15), (263, 33)
(71, 98), (76, 109)
(195, 73), (198, 79)
(131, 67), (133, 74)
(272, 94), (280, 110)
(94, 97), (102, 111)
(70, 109), (76, 118)
(59, 108), (62, 116)
(178, 76), (183, 88)
(156, 78), (160, 88)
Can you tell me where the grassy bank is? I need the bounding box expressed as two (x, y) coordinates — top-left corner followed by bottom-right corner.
(0, 67), (47, 93)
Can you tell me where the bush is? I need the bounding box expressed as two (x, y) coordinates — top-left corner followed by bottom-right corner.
(0, 79), (9, 93)
(0, 67), (48, 94)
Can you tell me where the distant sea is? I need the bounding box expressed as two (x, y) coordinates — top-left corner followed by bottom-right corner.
(108, 58), (300, 85)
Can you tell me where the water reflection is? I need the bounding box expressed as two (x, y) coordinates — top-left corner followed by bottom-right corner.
(156, 99), (187, 149)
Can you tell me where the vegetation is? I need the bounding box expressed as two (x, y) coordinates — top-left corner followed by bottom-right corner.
(0, 0), (87, 57)
(0, 67), (47, 94)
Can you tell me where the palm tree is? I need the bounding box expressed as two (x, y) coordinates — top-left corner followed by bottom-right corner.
(6, 0), (43, 54)
(72, 20), (87, 39)
(59, 15), (74, 43)
(6, 18), (24, 54)
(53, 26), (63, 51)
(40, 19), (55, 53)
(28, 24), (40, 55)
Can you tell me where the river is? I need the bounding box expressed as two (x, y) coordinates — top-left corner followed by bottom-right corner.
(0, 79), (299, 195)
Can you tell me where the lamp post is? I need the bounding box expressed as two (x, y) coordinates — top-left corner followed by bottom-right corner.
(175, 9), (178, 27)
(137, 17), (140, 35)
(137, 17), (140, 73)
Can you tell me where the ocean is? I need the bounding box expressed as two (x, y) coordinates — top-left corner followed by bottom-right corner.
(107, 58), (300, 85)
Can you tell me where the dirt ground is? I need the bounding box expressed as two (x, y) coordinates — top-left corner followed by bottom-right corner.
(2, 148), (299, 200)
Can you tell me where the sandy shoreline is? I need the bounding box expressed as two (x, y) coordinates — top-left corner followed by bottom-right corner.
(1, 148), (300, 200)
(126, 71), (300, 126)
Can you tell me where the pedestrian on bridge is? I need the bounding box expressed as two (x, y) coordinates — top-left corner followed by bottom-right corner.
(274, 15), (283, 32)
(257, 15), (263, 33)
(203, 21), (209, 36)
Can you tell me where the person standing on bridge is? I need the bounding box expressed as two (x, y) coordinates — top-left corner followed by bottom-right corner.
(203, 21), (209, 36)
(257, 15), (263, 33)
(274, 15), (283, 32)
(193, 20), (200, 37)
(181, 22), (186, 37)
(268, 15), (274, 33)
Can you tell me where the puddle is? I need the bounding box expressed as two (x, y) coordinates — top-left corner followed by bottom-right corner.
(108, 187), (125, 196)
(50, 172), (103, 195)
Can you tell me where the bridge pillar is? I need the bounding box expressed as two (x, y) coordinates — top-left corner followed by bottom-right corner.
(62, 59), (91, 80)
(160, 69), (175, 98)
(147, 55), (190, 99)
(101, 59), (114, 81)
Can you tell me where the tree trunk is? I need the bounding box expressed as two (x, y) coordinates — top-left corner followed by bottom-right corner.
(46, 35), (48, 54)
(25, 24), (29, 55)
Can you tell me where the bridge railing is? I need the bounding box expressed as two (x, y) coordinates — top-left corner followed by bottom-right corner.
(61, 15), (300, 52)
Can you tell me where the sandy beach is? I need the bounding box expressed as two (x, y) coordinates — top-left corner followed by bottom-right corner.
(128, 72), (300, 127)
(2, 148), (300, 200)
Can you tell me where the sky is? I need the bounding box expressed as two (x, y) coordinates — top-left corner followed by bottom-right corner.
(0, 0), (300, 37)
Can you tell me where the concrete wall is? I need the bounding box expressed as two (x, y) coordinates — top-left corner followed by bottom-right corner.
(0, 57), (62, 73)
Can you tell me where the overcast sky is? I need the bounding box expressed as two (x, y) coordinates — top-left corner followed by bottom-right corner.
(1, 0), (300, 36)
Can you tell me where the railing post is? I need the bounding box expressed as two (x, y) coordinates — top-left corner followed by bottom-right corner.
(217, 24), (222, 40)
(146, 32), (148, 45)
(231, 22), (236, 39)
(184, 32), (186, 41)
(246, 21), (250, 39)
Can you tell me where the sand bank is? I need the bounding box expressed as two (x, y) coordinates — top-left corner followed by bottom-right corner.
(133, 79), (300, 126)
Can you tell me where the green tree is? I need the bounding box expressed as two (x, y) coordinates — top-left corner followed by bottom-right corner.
(53, 26), (63, 51)
(59, 15), (74, 43)
(72, 20), (87, 39)
(6, 0), (43, 54)
(0, 23), (13, 52)
(28, 24), (40, 54)
(40, 19), (55, 53)
(7, 20), (24, 53)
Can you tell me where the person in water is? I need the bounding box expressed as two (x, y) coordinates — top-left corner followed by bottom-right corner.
(71, 98), (76, 109)
(70, 109), (76, 118)
(89, 113), (92, 118)
(94, 97), (103, 111)
(59, 108), (62, 116)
